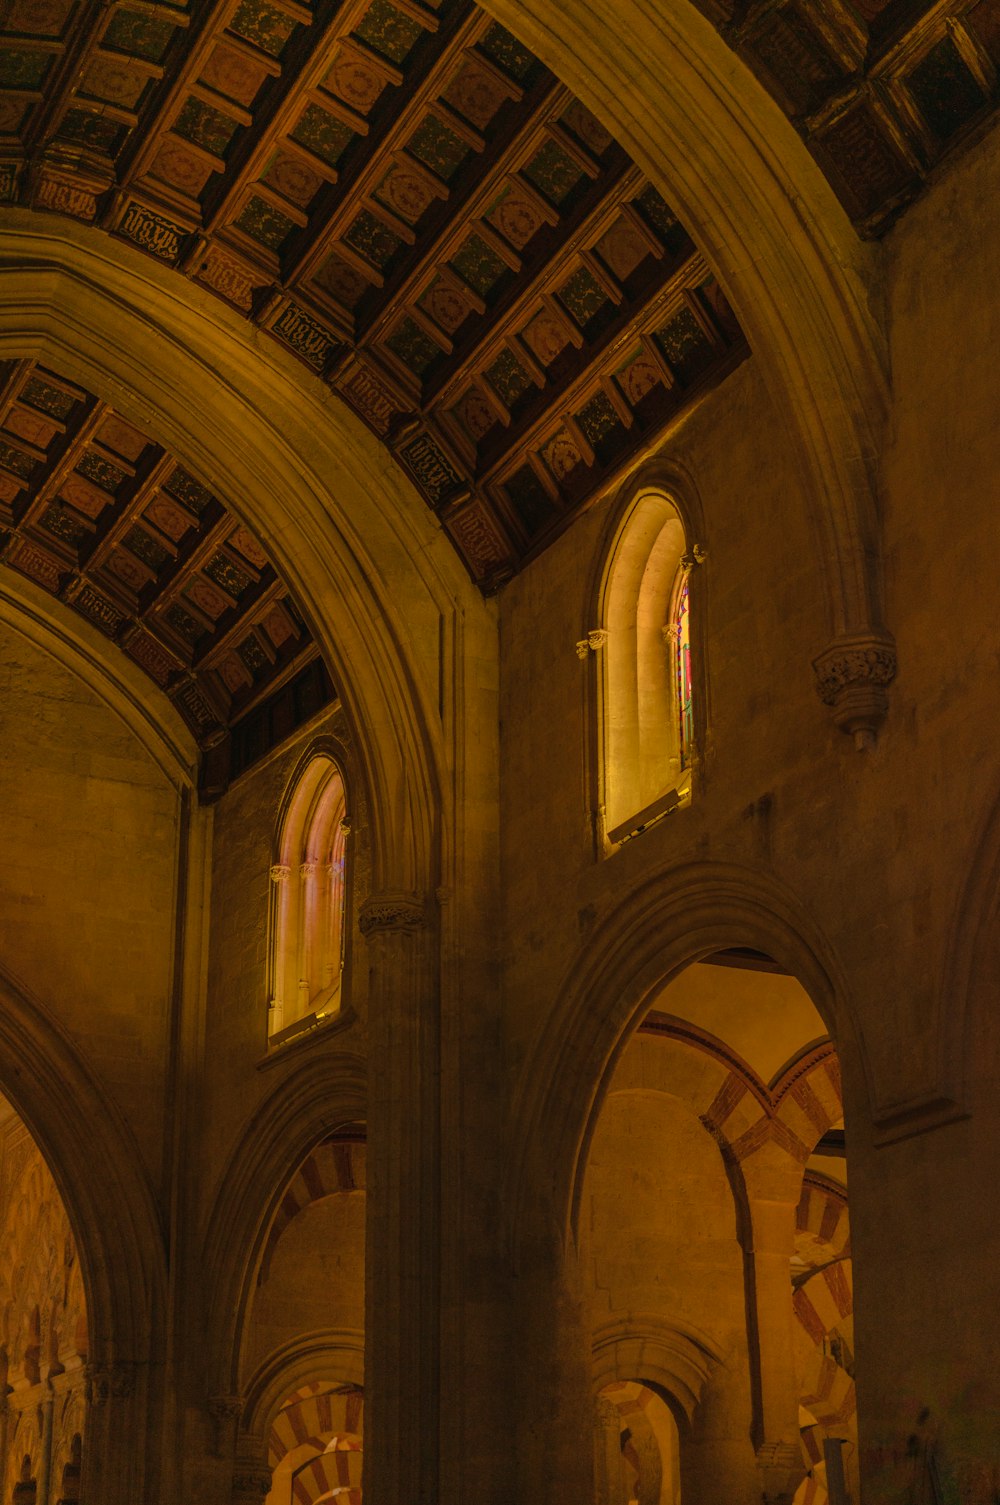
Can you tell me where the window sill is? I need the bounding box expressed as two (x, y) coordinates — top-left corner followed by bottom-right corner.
(258, 1004), (357, 1070)
(605, 772), (692, 849)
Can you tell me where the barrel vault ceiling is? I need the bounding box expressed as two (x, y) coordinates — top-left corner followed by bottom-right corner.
(1, 0), (993, 637)
(0, 0), (751, 593)
(0, 356), (327, 753)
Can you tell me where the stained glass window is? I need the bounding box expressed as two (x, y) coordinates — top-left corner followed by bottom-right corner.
(676, 580), (693, 770)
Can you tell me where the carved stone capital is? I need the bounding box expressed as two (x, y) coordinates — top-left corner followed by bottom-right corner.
(812, 633), (897, 749)
(85, 1361), (135, 1405)
(358, 891), (428, 935)
(208, 1394), (243, 1457)
(299, 861), (318, 880)
(576, 628), (609, 658)
(231, 1462), (272, 1504)
(269, 863), (291, 884)
(756, 1440), (806, 1505)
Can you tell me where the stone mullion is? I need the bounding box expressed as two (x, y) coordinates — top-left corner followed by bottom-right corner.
(361, 892), (440, 1505)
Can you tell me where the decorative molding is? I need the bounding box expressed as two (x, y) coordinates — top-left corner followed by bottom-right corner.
(358, 891), (428, 936)
(812, 634), (897, 749)
(299, 861), (318, 880)
(85, 1362), (136, 1405)
(269, 865), (291, 884)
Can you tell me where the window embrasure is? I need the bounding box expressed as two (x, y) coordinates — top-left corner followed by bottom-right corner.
(267, 751), (349, 1046)
(597, 488), (701, 845)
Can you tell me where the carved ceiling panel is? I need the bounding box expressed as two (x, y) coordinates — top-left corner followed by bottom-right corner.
(0, 0), (749, 587)
(0, 357), (321, 749)
(697, 0), (1000, 234)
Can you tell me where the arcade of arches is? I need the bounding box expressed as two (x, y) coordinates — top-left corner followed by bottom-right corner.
(1, 0), (1000, 1500)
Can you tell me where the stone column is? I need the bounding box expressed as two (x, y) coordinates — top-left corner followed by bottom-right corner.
(230, 1459), (271, 1505)
(512, 1232), (597, 1503)
(850, 1102), (1000, 1504)
(82, 1361), (143, 1505)
(741, 1152), (807, 1505)
(36, 1384), (54, 1505)
(360, 891), (440, 1505)
(594, 1394), (627, 1505)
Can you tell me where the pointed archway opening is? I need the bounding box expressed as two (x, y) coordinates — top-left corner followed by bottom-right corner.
(0, 1094), (89, 1505)
(580, 952), (857, 1505)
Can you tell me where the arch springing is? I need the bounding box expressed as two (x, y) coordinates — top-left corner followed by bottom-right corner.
(268, 752), (350, 1045)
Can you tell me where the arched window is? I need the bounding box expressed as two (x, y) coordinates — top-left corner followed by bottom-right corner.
(268, 751), (349, 1045)
(599, 488), (698, 842)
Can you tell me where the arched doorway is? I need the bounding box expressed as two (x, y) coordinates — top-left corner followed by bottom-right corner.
(0, 1094), (88, 1505)
(579, 950), (856, 1504)
(266, 1382), (363, 1505)
(236, 1132), (367, 1501)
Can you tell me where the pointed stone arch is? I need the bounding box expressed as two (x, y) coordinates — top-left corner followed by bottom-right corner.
(0, 964), (166, 1503)
(591, 1315), (725, 1424)
(200, 1051), (367, 1398)
(241, 1331), (366, 1448)
(507, 860), (859, 1264)
(485, 0), (895, 740)
(0, 211), (488, 896)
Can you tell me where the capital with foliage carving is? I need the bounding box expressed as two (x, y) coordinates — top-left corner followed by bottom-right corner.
(85, 1361), (136, 1404)
(208, 1394), (244, 1456)
(358, 891), (428, 935)
(231, 1462), (272, 1504)
(812, 633), (897, 749)
(576, 628), (609, 658)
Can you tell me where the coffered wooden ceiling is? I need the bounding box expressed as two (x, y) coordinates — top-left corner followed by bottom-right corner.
(0, 356), (325, 751)
(0, 0), (750, 588)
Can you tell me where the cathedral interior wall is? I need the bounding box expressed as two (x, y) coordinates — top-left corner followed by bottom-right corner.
(0, 619), (182, 1192)
(203, 701), (368, 1198)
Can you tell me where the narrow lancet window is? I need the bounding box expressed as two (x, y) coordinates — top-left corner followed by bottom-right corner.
(600, 488), (697, 842)
(268, 752), (348, 1044)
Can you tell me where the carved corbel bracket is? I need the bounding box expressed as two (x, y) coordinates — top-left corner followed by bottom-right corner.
(208, 1394), (244, 1457)
(358, 891), (428, 935)
(812, 633), (897, 749)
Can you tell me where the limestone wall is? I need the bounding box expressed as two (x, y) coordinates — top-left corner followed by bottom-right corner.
(0, 619), (182, 1191)
(201, 702), (368, 1194)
